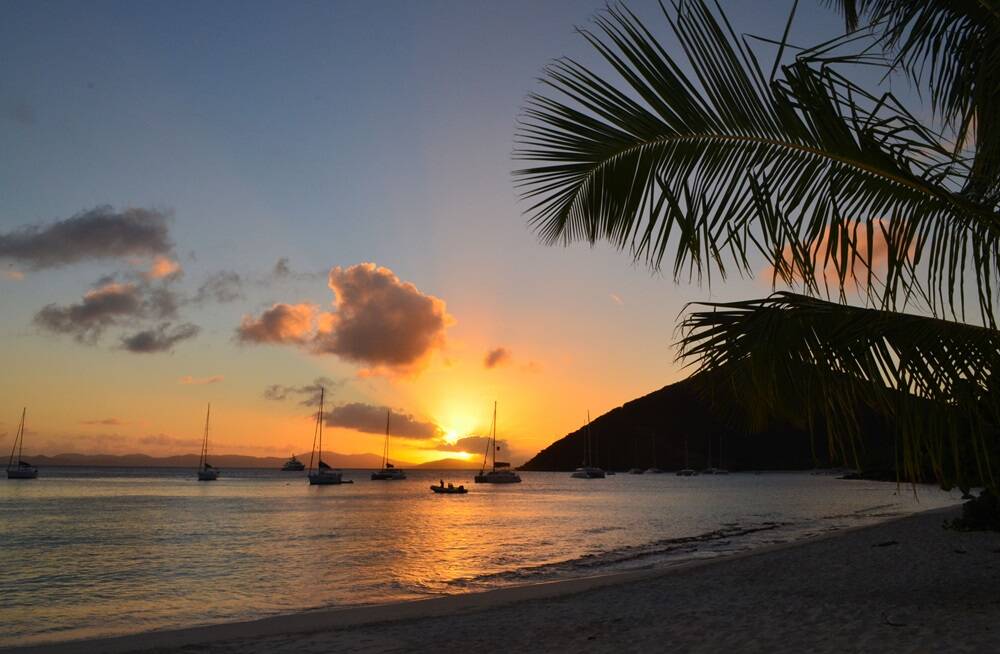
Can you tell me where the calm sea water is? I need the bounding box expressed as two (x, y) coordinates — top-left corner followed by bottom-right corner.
(0, 467), (960, 647)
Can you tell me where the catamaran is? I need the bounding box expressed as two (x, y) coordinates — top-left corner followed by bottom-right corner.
(371, 409), (406, 480)
(6, 408), (37, 480)
(308, 387), (351, 485)
(474, 401), (521, 483)
(571, 411), (605, 479)
(197, 403), (219, 481)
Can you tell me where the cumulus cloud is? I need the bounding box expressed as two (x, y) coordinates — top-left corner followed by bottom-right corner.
(179, 375), (224, 385)
(120, 323), (200, 353)
(194, 271), (243, 304)
(263, 376), (340, 406)
(34, 281), (144, 343)
(315, 263), (452, 372)
(484, 347), (511, 369)
(236, 302), (317, 344)
(33, 275), (183, 344)
(0, 205), (172, 269)
(326, 402), (442, 439)
(236, 263), (452, 375)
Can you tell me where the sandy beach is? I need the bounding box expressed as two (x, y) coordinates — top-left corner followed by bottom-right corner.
(10, 504), (1000, 654)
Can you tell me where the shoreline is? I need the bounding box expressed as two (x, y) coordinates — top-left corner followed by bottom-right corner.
(4, 504), (967, 654)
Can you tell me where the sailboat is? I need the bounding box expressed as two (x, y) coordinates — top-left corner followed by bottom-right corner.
(371, 409), (406, 480)
(474, 402), (521, 483)
(676, 432), (697, 476)
(646, 430), (664, 474)
(197, 404), (219, 481)
(308, 387), (351, 485)
(6, 408), (37, 480)
(571, 411), (605, 479)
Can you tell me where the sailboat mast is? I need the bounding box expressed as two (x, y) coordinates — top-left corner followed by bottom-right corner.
(492, 401), (497, 472)
(8, 408), (25, 469)
(384, 409), (391, 469)
(586, 411), (592, 467)
(17, 407), (25, 466)
(201, 403), (211, 469)
(317, 387), (324, 465)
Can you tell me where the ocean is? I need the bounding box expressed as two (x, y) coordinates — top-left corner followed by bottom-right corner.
(0, 467), (960, 647)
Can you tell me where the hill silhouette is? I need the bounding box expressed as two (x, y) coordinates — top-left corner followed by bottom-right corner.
(520, 373), (898, 473)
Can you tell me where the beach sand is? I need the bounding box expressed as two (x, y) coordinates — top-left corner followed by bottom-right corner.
(14, 505), (1000, 653)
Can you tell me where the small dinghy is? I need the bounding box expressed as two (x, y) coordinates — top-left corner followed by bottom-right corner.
(430, 482), (468, 494)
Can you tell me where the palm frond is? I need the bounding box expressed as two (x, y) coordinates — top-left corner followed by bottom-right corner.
(515, 0), (1000, 322)
(679, 291), (1000, 490)
(824, 0), (1000, 201)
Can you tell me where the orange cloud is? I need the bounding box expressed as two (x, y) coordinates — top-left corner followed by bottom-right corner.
(237, 263), (453, 376)
(762, 219), (905, 291)
(147, 255), (182, 280)
(236, 302), (318, 344)
(3, 269), (24, 281)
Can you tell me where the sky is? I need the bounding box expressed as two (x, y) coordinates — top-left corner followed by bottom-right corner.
(0, 0), (878, 465)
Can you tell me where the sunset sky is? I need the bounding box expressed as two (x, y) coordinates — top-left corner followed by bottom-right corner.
(0, 1), (866, 464)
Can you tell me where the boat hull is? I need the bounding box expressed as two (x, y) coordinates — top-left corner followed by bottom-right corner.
(6, 468), (38, 479)
(371, 470), (407, 480)
(197, 470), (219, 481)
(473, 472), (521, 483)
(571, 467), (606, 479)
(430, 485), (467, 494)
(308, 472), (352, 485)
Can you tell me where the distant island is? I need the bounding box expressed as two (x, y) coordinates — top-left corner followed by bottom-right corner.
(521, 373), (897, 474)
(23, 451), (482, 471)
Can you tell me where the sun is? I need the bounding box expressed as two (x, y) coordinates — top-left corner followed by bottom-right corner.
(443, 429), (460, 445)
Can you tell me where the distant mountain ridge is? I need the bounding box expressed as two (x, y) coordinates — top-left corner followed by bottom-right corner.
(23, 451), (414, 470)
(520, 373), (896, 473)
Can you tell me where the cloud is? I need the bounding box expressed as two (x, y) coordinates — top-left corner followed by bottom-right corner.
(120, 323), (200, 353)
(0, 205), (172, 270)
(326, 402), (442, 439)
(81, 418), (128, 427)
(194, 271), (243, 304)
(3, 269), (25, 281)
(147, 256), (182, 280)
(236, 302), (317, 344)
(263, 376), (340, 406)
(484, 346), (511, 369)
(33, 275), (182, 345)
(761, 219), (907, 291)
(273, 257), (291, 278)
(609, 293), (624, 306)
(34, 281), (144, 343)
(237, 263), (453, 376)
(434, 435), (502, 454)
(179, 375), (224, 385)
(314, 263), (453, 373)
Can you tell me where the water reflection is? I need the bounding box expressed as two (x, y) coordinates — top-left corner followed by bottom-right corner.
(0, 468), (960, 647)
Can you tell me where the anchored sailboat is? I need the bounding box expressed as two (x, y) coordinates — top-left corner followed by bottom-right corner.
(571, 411), (605, 479)
(474, 402), (520, 483)
(371, 409), (406, 480)
(6, 408), (37, 480)
(308, 387), (351, 485)
(197, 404), (219, 481)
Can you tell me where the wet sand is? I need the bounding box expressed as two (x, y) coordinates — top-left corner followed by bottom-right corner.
(11, 505), (1000, 654)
